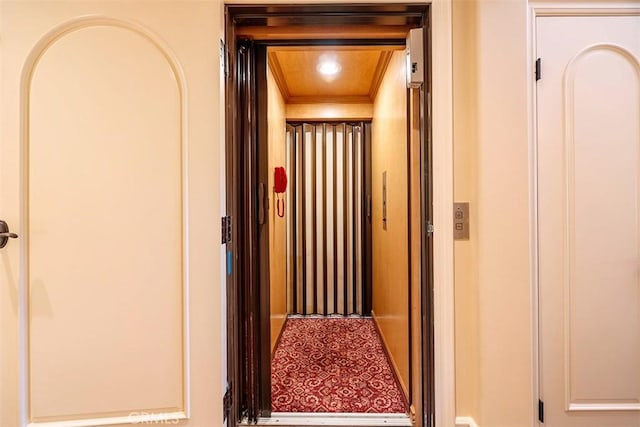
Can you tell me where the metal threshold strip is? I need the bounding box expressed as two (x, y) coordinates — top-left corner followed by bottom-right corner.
(245, 412), (412, 426)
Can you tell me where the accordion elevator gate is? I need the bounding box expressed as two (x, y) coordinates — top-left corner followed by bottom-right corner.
(285, 122), (372, 317)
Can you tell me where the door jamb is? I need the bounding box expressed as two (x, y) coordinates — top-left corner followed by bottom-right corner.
(429, 2), (455, 426)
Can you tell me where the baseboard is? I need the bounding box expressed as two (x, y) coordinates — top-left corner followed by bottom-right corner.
(270, 314), (288, 355)
(252, 413), (413, 426)
(371, 311), (410, 402)
(455, 416), (479, 427)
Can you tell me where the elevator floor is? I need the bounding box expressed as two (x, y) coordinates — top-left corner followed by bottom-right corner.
(271, 317), (407, 414)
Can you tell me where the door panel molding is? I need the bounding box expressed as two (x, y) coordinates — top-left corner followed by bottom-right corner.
(568, 403), (640, 412)
(562, 41), (640, 413)
(19, 16), (190, 427)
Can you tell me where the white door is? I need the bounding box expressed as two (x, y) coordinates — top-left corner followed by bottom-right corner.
(0, 2), (223, 427)
(537, 13), (640, 427)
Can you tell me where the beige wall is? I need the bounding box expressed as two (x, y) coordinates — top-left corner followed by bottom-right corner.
(267, 63), (288, 351)
(371, 51), (410, 397)
(452, 0), (480, 420)
(452, 0), (533, 425)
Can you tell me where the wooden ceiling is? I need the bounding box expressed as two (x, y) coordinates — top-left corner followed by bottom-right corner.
(268, 45), (404, 104)
(231, 4), (421, 104)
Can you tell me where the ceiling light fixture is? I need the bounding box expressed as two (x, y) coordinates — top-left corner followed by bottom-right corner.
(317, 55), (341, 77)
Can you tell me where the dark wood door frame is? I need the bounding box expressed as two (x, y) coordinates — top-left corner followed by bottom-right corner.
(225, 4), (434, 425)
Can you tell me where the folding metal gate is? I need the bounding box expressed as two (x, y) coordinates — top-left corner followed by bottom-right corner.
(285, 122), (372, 316)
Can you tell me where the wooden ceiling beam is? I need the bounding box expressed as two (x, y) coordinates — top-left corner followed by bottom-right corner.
(267, 51), (291, 101)
(369, 51), (394, 100)
(236, 25), (410, 41)
(268, 45), (404, 52)
(287, 95), (373, 105)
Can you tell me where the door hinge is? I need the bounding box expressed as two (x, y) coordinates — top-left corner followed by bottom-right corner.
(220, 39), (229, 78)
(223, 385), (232, 422)
(538, 399), (544, 423)
(427, 221), (435, 236)
(535, 58), (542, 81)
(222, 216), (232, 244)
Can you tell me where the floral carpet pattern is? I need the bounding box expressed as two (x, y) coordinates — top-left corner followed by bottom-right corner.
(271, 317), (407, 413)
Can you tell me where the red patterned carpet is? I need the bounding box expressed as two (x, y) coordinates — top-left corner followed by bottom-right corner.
(271, 317), (407, 413)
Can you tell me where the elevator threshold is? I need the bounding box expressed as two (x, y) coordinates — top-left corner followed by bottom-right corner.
(243, 412), (412, 426)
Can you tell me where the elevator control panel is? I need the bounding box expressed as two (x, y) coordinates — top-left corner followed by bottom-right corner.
(453, 202), (470, 240)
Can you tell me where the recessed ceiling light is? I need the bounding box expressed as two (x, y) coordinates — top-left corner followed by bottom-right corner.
(317, 55), (341, 76)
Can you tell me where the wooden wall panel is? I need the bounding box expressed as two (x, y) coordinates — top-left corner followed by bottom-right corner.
(286, 103), (373, 121)
(268, 64), (288, 351)
(371, 51), (410, 398)
(409, 88), (423, 422)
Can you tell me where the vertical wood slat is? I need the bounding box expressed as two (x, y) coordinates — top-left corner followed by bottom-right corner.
(346, 125), (352, 315)
(289, 128), (298, 313)
(287, 125), (295, 313)
(301, 125), (307, 315)
(342, 123), (348, 316)
(314, 126), (322, 314)
(326, 125), (334, 315)
(298, 126), (304, 313)
(333, 125), (338, 314)
(363, 123), (373, 315)
(352, 126), (357, 315)
(298, 124), (306, 313)
(322, 124), (328, 316)
(312, 125), (318, 314)
(356, 127), (363, 314)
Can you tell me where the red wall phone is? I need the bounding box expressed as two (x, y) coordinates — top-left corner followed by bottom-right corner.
(274, 167), (287, 217)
